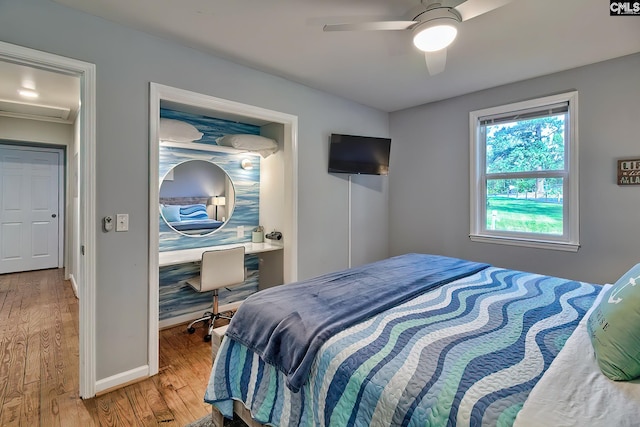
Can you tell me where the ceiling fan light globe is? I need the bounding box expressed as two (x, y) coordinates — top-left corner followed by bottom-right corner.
(412, 21), (458, 52)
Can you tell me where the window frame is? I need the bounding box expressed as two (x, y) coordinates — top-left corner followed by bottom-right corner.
(469, 91), (580, 252)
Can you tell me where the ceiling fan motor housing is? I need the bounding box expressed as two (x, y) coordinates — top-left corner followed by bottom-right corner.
(413, 6), (462, 28)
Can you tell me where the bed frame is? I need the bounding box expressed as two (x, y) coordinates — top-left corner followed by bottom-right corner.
(159, 196), (210, 205)
(211, 403), (266, 427)
(210, 325), (267, 427)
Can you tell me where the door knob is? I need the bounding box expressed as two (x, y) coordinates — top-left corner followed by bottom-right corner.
(52, 214), (57, 218)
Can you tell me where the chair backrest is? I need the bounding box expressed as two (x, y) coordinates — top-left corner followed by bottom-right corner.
(199, 246), (246, 292)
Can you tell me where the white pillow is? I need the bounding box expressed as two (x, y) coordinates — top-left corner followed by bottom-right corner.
(216, 134), (278, 158)
(159, 118), (203, 142)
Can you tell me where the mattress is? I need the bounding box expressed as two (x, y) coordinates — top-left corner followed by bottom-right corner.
(168, 218), (223, 232)
(514, 284), (640, 427)
(206, 263), (600, 426)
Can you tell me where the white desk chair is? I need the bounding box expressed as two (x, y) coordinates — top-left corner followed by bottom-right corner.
(186, 246), (245, 342)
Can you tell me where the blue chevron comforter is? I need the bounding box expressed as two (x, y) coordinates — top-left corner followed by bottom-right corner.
(205, 258), (601, 427)
(224, 254), (490, 393)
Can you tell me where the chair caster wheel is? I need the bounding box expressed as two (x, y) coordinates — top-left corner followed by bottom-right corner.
(187, 327), (196, 334)
(204, 334), (212, 342)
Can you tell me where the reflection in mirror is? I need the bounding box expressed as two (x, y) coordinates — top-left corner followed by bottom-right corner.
(159, 160), (235, 237)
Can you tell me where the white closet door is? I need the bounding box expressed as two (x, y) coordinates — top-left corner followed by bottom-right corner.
(0, 147), (60, 274)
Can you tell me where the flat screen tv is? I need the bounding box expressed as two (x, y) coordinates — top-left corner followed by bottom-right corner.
(328, 133), (391, 176)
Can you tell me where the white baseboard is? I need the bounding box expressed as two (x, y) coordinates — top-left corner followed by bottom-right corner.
(69, 274), (79, 298)
(95, 365), (149, 394)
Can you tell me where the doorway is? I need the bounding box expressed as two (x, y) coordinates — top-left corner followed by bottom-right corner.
(0, 41), (97, 398)
(148, 83), (299, 376)
(0, 144), (64, 274)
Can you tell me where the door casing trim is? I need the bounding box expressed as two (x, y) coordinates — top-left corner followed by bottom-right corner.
(0, 41), (98, 398)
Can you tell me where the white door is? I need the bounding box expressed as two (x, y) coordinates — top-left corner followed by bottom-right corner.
(0, 146), (61, 274)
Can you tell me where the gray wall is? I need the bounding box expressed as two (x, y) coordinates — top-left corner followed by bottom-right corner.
(0, 0), (389, 381)
(389, 53), (640, 285)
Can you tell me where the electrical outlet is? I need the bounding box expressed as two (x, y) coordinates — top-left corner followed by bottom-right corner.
(237, 225), (244, 238)
(116, 214), (129, 232)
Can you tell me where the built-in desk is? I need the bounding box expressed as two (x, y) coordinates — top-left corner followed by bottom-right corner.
(158, 241), (284, 328)
(159, 241), (283, 267)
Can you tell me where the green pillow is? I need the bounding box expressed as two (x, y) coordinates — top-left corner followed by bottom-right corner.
(587, 263), (640, 381)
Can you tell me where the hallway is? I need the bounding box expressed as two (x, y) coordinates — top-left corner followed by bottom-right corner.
(0, 268), (213, 426)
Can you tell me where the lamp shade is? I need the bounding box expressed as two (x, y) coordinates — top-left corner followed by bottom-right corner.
(212, 196), (226, 206)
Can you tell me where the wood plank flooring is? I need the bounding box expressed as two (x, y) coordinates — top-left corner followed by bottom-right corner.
(0, 268), (216, 426)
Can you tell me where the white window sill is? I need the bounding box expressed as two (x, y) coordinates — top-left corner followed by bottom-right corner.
(469, 234), (580, 252)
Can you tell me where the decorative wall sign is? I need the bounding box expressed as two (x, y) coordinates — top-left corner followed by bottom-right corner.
(617, 158), (640, 185)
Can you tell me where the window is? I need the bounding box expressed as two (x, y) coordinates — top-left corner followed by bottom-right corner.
(469, 91), (579, 251)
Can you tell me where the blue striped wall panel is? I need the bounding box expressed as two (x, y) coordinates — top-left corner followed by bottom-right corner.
(159, 255), (259, 321)
(158, 109), (262, 322)
(161, 108), (260, 144)
(158, 145), (260, 251)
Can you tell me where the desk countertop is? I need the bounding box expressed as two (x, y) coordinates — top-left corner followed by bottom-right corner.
(159, 241), (283, 267)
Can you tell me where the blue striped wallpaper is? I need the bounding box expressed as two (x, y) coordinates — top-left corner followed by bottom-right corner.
(159, 255), (259, 321)
(161, 108), (260, 145)
(159, 108), (261, 251)
(158, 145), (260, 251)
(158, 109), (262, 323)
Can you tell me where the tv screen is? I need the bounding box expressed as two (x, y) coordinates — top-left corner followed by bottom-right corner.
(328, 134), (391, 175)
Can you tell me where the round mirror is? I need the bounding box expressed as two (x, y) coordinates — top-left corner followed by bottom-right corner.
(159, 160), (235, 237)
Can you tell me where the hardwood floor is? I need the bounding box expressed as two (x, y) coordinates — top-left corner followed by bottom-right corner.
(0, 268), (216, 426)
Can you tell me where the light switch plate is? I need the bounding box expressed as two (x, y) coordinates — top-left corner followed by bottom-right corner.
(237, 225), (244, 238)
(116, 213), (129, 232)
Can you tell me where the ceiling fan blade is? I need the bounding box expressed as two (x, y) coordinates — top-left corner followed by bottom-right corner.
(455, 0), (513, 21)
(323, 21), (416, 32)
(425, 50), (447, 76)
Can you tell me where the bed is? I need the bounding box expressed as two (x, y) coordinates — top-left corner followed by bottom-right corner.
(160, 200), (224, 235)
(204, 253), (640, 426)
(167, 217), (223, 234)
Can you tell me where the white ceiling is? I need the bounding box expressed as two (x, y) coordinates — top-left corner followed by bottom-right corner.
(0, 61), (80, 123)
(5, 0), (640, 117)
(51, 0), (640, 112)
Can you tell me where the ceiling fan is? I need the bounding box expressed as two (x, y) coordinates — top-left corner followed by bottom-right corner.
(323, 0), (513, 75)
